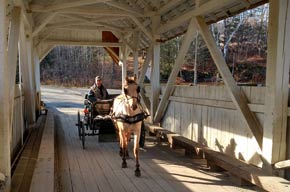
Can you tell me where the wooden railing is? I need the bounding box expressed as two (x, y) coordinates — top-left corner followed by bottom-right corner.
(144, 84), (267, 166)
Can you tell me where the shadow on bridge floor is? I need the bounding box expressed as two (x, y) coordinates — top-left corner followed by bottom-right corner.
(52, 106), (260, 192)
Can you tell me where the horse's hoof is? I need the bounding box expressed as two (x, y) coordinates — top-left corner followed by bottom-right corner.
(135, 170), (141, 177)
(122, 162), (127, 168)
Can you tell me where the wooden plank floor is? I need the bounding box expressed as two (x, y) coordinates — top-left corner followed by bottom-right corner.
(11, 116), (46, 192)
(42, 86), (261, 192)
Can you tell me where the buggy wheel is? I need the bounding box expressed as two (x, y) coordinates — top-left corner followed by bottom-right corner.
(81, 121), (85, 149)
(77, 111), (81, 140)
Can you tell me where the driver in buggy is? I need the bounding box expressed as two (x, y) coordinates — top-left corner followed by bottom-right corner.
(88, 76), (109, 102)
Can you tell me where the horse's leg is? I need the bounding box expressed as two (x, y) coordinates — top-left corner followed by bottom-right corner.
(120, 136), (130, 157)
(125, 132), (130, 157)
(120, 130), (128, 168)
(134, 125), (141, 177)
(114, 122), (123, 156)
(118, 127), (123, 157)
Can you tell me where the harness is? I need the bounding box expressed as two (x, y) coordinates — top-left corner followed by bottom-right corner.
(111, 95), (149, 124)
(113, 113), (148, 124)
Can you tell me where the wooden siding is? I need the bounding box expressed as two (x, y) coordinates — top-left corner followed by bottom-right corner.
(11, 85), (25, 159)
(145, 84), (269, 166)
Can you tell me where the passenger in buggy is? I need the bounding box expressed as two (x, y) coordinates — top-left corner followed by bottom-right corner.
(88, 76), (108, 102)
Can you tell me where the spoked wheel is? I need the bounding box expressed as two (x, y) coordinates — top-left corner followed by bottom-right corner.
(80, 121), (85, 149)
(76, 111), (81, 140)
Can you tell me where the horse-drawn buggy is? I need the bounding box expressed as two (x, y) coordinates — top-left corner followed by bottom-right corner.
(76, 75), (149, 177)
(76, 92), (147, 150)
(76, 94), (118, 149)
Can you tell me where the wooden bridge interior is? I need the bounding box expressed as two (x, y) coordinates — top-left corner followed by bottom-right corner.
(1, 0), (290, 191)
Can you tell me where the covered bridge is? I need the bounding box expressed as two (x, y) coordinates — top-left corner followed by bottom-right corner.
(1, 0), (290, 191)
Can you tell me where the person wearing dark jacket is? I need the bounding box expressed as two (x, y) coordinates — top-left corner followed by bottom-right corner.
(88, 76), (108, 102)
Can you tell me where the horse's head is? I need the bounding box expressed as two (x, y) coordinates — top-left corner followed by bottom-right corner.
(123, 75), (140, 111)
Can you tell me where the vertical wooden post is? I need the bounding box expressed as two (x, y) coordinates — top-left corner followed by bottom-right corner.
(120, 44), (127, 92)
(263, 0), (290, 164)
(154, 17), (197, 123)
(138, 45), (153, 117)
(133, 31), (140, 77)
(138, 44), (153, 86)
(194, 32), (199, 85)
(34, 47), (41, 116)
(27, 36), (37, 117)
(151, 15), (161, 123)
(27, 34), (37, 119)
(19, 22), (36, 124)
(0, 0), (11, 187)
(18, 52), (25, 146)
(8, 7), (21, 94)
(8, 7), (21, 142)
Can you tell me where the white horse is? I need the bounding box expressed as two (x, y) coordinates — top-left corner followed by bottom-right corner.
(111, 75), (146, 177)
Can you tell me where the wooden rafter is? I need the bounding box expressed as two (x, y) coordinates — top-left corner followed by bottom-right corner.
(46, 21), (85, 28)
(129, 16), (153, 41)
(98, 22), (129, 32)
(157, 0), (233, 34)
(128, 17), (152, 37)
(137, 0), (153, 12)
(59, 14), (128, 32)
(238, 0), (251, 8)
(111, 31), (134, 52)
(196, 0), (208, 7)
(30, 7), (131, 17)
(34, 28), (55, 47)
(29, 0), (110, 12)
(49, 25), (127, 33)
(61, 14), (124, 23)
(32, 13), (57, 37)
(105, 1), (145, 17)
(158, 0), (185, 14)
(44, 40), (121, 47)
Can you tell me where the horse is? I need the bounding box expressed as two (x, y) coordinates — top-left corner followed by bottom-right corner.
(111, 75), (147, 177)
